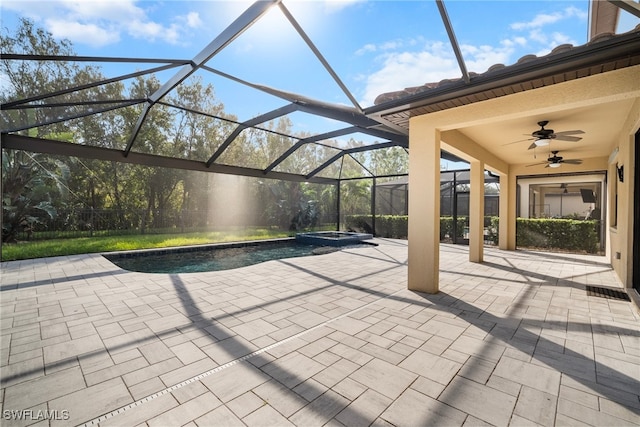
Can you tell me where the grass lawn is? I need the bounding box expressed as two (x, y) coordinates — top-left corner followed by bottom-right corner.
(1, 229), (292, 261)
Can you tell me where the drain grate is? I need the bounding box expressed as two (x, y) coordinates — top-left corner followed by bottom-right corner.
(586, 286), (630, 301)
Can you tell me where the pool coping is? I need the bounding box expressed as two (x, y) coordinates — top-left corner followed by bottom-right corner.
(104, 236), (379, 261)
(295, 231), (374, 247)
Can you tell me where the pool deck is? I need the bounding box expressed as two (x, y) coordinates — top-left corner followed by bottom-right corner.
(1, 239), (639, 426)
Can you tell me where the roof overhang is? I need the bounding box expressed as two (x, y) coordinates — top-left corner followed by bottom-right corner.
(366, 28), (640, 131)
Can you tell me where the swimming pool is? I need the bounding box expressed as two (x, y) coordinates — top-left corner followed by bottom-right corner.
(104, 238), (373, 274)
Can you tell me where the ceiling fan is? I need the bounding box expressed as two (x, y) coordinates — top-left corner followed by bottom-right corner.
(506, 120), (585, 149)
(527, 151), (583, 168)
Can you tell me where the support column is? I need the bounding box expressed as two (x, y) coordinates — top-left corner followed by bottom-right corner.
(336, 182), (341, 230)
(371, 178), (377, 236)
(469, 160), (484, 262)
(499, 172), (517, 250)
(518, 181), (530, 218)
(539, 189), (547, 218)
(408, 125), (440, 293)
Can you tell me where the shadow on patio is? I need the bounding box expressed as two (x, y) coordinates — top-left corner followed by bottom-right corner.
(1, 240), (638, 426)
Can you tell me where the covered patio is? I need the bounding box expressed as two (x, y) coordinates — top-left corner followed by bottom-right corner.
(1, 240), (638, 426)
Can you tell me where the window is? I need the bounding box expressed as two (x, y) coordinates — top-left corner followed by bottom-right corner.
(611, 163), (619, 228)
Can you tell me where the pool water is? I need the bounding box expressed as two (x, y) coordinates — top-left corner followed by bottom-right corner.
(105, 240), (354, 274)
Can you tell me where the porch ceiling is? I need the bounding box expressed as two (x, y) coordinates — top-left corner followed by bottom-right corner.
(452, 98), (636, 168)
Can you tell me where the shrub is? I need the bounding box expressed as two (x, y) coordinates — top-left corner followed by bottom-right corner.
(439, 216), (468, 241)
(376, 215), (407, 238)
(345, 215), (373, 234)
(347, 215), (598, 254)
(487, 216), (500, 245)
(516, 218), (599, 253)
(347, 215), (467, 240)
(345, 215), (407, 238)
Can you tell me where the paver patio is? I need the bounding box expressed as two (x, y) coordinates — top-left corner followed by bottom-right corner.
(1, 239), (639, 426)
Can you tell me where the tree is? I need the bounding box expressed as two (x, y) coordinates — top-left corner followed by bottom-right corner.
(1, 18), (81, 138)
(2, 151), (69, 242)
(168, 77), (232, 221)
(371, 146), (409, 176)
(1, 19), (79, 241)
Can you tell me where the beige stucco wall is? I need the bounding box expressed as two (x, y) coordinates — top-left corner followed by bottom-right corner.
(608, 97), (640, 293)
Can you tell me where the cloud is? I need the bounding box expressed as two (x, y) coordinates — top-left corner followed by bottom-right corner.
(461, 42), (514, 72)
(355, 43), (377, 55)
(358, 3), (589, 107)
(45, 19), (120, 47)
(0, 1), (61, 23)
(511, 6), (587, 30)
(359, 41), (459, 106)
(521, 26), (579, 56)
(59, 0), (146, 23)
(183, 12), (203, 29)
(509, 5), (585, 52)
(511, 11), (565, 30)
(355, 37), (422, 56)
(503, 37), (528, 48)
(380, 40), (404, 50)
(358, 38), (517, 106)
(129, 12), (202, 45)
(1, 0), (202, 47)
(127, 19), (165, 42)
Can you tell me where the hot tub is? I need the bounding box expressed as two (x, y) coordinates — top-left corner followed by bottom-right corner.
(295, 231), (373, 247)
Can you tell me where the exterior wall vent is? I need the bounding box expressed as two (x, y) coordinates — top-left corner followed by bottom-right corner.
(586, 285), (630, 301)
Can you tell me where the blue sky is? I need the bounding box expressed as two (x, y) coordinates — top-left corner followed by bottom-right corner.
(2, 1), (638, 142)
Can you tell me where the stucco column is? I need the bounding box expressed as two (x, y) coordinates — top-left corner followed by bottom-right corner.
(518, 181), (529, 218)
(499, 172), (517, 250)
(408, 124), (440, 293)
(539, 189), (547, 217)
(469, 160), (484, 262)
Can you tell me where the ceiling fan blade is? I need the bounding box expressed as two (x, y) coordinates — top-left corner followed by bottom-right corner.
(555, 130), (584, 136)
(503, 137), (533, 146)
(562, 159), (583, 164)
(526, 162), (548, 167)
(527, 142), (537, 150)
(554, 135), (583, 142)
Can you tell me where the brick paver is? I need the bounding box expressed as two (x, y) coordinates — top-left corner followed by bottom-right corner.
(1, 240), (639, 426)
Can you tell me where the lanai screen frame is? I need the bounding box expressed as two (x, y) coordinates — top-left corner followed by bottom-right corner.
(1, 0), (467, 234)
(0, 0), (466, 176)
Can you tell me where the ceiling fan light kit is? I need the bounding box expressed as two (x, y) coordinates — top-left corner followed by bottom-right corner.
(526, 150), (583, 168)
(534, 138), (550, 146)
(506, 120), (585, 151)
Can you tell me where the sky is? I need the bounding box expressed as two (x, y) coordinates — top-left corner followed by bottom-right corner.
(1, 0), (638, 145)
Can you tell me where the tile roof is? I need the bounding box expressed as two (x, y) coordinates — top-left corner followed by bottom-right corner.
(371, 25), (640, 129)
